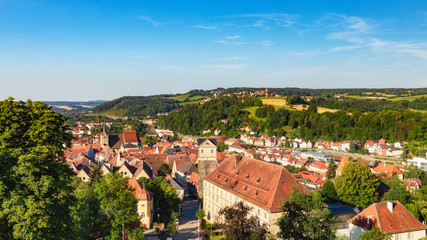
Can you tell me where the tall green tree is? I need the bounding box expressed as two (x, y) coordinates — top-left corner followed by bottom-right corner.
(335, 162), (379, 207)
(321, 180), (338, 201)
(218, 201), (269, 240)
(93, 173), (145, 240)
(0, 98), (75, 240)
(276, 188), (337, 240)
(326, 160), (338, 180)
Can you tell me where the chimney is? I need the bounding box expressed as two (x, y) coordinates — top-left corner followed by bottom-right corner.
(367, 215), (372, 224)
(387, 201), (394, 212)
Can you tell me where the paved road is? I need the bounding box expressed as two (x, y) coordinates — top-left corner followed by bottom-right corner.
(176, 197), (199, 240)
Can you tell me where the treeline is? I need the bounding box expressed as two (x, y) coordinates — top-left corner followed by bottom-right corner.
(92, 96), (181, 117)
(215, 87), (426, 97)
(309, 95), (427, 111)
(160, 96), (426, 143)
(159, 95), (262, 137)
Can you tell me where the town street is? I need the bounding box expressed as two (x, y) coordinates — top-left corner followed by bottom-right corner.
(176, 197), (199, 240)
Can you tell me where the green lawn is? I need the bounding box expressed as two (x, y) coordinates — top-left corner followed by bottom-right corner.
(209, 235), (226, 240)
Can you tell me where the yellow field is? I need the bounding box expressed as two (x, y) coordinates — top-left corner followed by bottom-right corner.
(292, 105), (340, 113)
(261, 98), (288, 107)
(261, 98), (339, 113)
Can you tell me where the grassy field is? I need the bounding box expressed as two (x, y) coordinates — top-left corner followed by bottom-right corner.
(242, 106), (267, 121)
(209, 235), (226, 240)
(389, 94), (427, 102)
(170, 94), (206, 102)
(292, 104), (340, 113)
(346, 95), (388, 100)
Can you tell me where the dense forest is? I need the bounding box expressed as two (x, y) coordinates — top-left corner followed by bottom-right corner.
(159, 95), (427, 144)
(92, 96), (181, 117)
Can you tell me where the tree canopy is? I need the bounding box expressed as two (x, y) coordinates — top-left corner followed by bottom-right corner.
(218, 201), (269, 240)
(335, 161), (379, 207)
(0, 98), (75, 239)
(276, 187), (337, 240)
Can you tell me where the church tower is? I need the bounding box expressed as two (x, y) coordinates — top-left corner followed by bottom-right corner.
(197, 138), (218, 199)
(100, 124), (109, 146)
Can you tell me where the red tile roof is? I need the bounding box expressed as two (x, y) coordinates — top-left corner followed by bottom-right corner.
(348, 201), (426, 234)
(123, 130), (139, 143)
(205, 155), (308, 212)
(372, 163), (403, 178)
(127, 179), (153, 201)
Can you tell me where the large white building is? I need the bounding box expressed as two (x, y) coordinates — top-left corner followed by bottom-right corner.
(203, 155), (308, 234)
(406, 157), (427, 171)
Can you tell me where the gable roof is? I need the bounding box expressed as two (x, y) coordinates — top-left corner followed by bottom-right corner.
(348, 201), (426, 234)
(197, 138), (217, 146)
(205, 155), (308, 212)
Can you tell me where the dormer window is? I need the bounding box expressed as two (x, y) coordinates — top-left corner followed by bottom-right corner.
(225, 178), (229, 183)
(217, 174), (220, 179)
(246, 174), (251, 179)
(243, 186), (248, 192)
(255, 190), (260, 196)
(236, 170), (241, 176)
(257, 177), (262, 184)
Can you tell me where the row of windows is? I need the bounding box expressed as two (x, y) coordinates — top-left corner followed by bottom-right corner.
(204, 182), (270, 222)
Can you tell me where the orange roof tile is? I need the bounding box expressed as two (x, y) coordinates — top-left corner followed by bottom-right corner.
(127, 179), (153, 201)
(205, 155), (308, 212)
(348, 201), (426, 234)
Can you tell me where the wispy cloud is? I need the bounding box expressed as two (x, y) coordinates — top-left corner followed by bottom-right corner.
(138, 15), (163, 26)
(192, 25), (218, 30)
(316, 14), (373, 43)
(262, 40), (273, 47)
(214, 40), (247, 45)
(225, 35), (240, 39)
(223, 13), (297, 28)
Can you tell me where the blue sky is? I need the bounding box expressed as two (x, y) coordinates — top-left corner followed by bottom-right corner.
(1, 0), (426, 101)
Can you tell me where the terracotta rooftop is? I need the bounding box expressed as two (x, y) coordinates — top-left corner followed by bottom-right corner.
(205, 155), (308, 212)
(127, 179), (154, 201)
(348, 201), (426, 234)
(372, 163), (404, 178)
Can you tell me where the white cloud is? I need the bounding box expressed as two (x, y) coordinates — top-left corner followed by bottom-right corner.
(220, 13), (297, 28)
(225, 35), (240, 39)
(138, 15), (163, 26)
(262, 40), (273, 46)
(192, 25), (218, 30)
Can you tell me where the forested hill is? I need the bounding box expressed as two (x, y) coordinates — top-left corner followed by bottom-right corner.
(92, 96), (181, 117)
(91, 88), (426, 118)
(159, 95), (426, 143)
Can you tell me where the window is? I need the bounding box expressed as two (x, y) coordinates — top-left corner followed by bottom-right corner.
(257, 177), (262, 183)
(141, 212), (146, 218)
(201, 149), (204, 153)
(211, 150), (214, 153)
